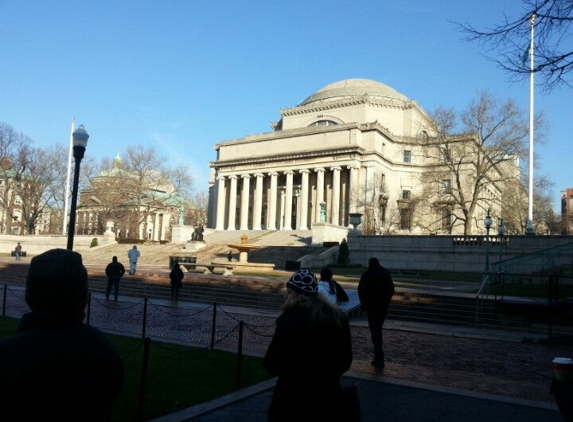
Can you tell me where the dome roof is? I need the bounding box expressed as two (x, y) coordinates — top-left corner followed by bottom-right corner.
(299, 78), (409, 106)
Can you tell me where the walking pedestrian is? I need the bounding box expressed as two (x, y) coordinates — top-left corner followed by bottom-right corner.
(169, 263), (184, 301)
(0, 248), (124, 421)
(358, 257), (395, 369)
(14, 242), (22, 261)
(263, 269), (353, 421)
(105, 256), (125, 301)
(127, 245), (140, 275)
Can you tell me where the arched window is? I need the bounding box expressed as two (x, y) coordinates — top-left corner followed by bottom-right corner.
(309, 120), (339, 127)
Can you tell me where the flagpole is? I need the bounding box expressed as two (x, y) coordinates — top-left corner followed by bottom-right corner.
(63, 118), (75, 235)
(526, 14), (535, 235)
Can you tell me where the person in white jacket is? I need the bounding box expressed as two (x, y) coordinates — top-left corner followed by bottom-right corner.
(318, 267), (338, 305)
(127, 245), (141, 275)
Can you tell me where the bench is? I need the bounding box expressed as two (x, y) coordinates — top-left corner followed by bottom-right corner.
(181, 263), (235, 276)
(10, 250), (26, 257)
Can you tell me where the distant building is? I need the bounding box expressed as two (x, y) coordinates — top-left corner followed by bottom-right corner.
(562, 188), (573, 235)
(77, 155), (183, 241)
(208, 78), (519, 235)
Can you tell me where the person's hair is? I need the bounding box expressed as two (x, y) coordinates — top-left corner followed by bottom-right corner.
(368, 257), (380, 268)
(320, 267), (336, 294)
(282, 292), (347, 326)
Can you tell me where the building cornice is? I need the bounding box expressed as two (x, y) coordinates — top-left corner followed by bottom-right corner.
(280, 95), (417, 116)
(211, 146), (365, 170)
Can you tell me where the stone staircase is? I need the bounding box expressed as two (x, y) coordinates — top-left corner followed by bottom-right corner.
(78, 230), (324, 271)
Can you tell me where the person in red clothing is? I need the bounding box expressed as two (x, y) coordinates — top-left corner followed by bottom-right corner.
(358, 257), (395, 368)
(0, 248), (124, 421)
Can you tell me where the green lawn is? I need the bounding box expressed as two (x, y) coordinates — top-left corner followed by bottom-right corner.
(0, 316), (272, 422)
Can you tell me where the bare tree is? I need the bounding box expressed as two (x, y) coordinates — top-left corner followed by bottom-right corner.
(457, 0), (573, 90)
(0, 123), (30, 234)
(78, 156), (132, 234)
(185, 191), (208, 227)
(12, 146), (53, 235)
(81, 146), (193, 239)
(419, 91), (545, 235)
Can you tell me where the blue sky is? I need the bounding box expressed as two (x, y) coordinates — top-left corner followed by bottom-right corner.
(0, 0), (570, 212)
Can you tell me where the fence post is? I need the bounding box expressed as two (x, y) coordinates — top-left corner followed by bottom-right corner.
(2, 284), (6, 317)
(142, 298), (148, 340)
(236, 321), (244, 389)
(548, 273), (559, 343)
(136, 336), (151, 422)
(211, 302), (217, 350)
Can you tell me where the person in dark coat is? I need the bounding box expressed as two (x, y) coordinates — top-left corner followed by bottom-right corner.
(105, 255), (126, 300)
(263, 269), (353, 422)
(169, 263), (184, 301)
(0, 248), (124, 422)
(358, 257), (395, 368)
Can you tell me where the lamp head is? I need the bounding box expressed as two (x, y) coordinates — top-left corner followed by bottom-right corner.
(484, 209), (493, 229)
(72, 124), (89, 149)
(498, 219), (506, 236)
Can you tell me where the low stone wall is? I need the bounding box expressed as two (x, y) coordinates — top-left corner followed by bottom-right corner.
(0, 233), (117, 256)
(347, 233), (573, 274)
(310, 223), (350, 246)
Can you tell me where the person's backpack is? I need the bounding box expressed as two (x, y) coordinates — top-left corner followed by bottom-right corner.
(333, 280), (349, 303)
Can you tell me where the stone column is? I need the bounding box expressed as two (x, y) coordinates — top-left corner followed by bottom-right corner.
(299, 169), (310, 229)
(331, 166), (341, 226)
(315, 168), (325, 224)
(348, 164), (360, 214)
(283, 171), (294, 230)
(153, 212), (159, 240)
(240, 175), (251, 230)
(215, 175), (226, 230)
(268, 172), (278, 230)
(252, 173), (264, 230)
(227, 175), (238, 230)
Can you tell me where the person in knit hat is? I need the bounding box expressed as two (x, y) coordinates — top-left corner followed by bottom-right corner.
(0, 248), (124, 421)
(263, 269), (353, 421)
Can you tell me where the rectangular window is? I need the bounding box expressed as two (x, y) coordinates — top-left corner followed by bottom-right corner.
(442, 179), (452, 194)
(400, 209), (411, 230)
(441, 209), (452, 229)
(442, 148), (452, 162)
(379, 204), (387, 223)
(402, 190), (411, 200)
(403, 150), (411, 163)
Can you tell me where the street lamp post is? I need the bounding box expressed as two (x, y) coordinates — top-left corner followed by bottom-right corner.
(484, 209), (493, 272)
(66, 124), (89, 250)
(497, 218), (506, 268)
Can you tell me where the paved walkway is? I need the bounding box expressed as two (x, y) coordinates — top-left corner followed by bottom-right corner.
(2, 257), (571, 422)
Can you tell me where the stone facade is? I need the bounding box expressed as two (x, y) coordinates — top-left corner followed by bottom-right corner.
(208, 79), (511, 236)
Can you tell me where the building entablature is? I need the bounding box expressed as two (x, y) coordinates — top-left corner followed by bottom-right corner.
(212, 147), (365, 176)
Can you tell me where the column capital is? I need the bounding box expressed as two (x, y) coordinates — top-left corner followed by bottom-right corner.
(217, 175), (227, 181)
(299, 168), (310, 174)
(330, 166), (342, 172)
(241, 174), (251, 180)
(284, 170), (294, 176)
(314, 167), (326, 173)
(347, 164), (361, 170)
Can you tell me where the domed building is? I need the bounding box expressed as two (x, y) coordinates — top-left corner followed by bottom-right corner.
(208, 78), (504, 235)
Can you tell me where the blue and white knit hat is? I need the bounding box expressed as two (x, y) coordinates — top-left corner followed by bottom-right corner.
(286, 269), (318, 296)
